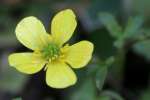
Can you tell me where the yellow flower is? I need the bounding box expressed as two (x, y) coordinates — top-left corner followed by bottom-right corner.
(8, 9), (94, 88)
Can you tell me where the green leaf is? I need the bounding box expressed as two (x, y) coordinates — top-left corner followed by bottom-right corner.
(140, 88), (150, 100)
(97, 95), (111, 100)
(100, 90), (124, 100)
(99, 13), (122, 38)
(113, 37), (125, 49)
(141, 28), (150, 37)
(113, 16), (144, 49)
(70, 78), (96, 100)
(95, 66), (107, 91)
(105, 56), (115, 67)
(13, 98), (22, 100)
(124, 16), (144, 39)
(133, 40), (150, 60)
(95, 56), (114, 91)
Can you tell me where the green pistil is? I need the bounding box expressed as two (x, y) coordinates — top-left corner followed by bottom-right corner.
(42, 43), (60, 60)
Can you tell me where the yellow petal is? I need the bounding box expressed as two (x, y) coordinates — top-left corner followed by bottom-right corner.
(16, 16), (52, 50)
(8, 53), (46, 74)
(65, 41), (94, 68)
(46, 61), (77, 88)
(51, 9), (77, 46)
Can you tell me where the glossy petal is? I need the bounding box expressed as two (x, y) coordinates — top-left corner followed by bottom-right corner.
(65, 41), (94, 68)
(51, 9), (77, 46)
(8, 53), (46, 74)
(16, 16), (52, 50)
(46, 61), (77, 88)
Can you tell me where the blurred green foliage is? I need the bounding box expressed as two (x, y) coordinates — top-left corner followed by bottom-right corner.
(0, 66), (27, 92)
(140, 88), (150, 100)
(13, 97), (22, 100)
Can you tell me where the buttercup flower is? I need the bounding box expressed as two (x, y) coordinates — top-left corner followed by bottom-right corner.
(8, 9), (94, 88)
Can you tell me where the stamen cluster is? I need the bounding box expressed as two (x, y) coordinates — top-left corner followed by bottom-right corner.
(42, 43), (60, 61)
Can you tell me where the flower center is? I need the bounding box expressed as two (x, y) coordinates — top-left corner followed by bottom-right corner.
(42, 43), (60, 61)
